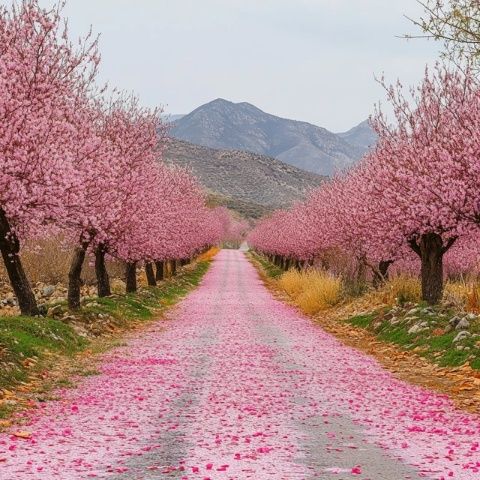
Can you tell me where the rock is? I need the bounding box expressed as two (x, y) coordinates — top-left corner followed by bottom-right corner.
(455, 318), (470, 331)
(466, 313), (478, 321)
(42, 285), (55, 298)
(453, 331), (471, 343)
(389, 316), (401, 325)
(449, 316), (461, 327)
(408, 322), (429, 334)
(456, 345), (465, 351)
(406, 308), (419, 316)
(2, 294), (17, 307)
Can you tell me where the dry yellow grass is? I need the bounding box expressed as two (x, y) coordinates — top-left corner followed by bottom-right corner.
(197, 246), (220, 262)
(0, 237), (125, 286)
(372, 275), (478, 309)
(278, 270), (304, 298)
(279, 269), (342, 315)
(372, 274), (421, 305)
(443, 281), (480, 312)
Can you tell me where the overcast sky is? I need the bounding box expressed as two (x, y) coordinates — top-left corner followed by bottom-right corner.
(22, 0), (440, 131)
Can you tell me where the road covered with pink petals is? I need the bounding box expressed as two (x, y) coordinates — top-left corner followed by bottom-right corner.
(1, 250), (480, 479)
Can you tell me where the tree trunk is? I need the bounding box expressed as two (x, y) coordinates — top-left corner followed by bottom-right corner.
(145, 262), (156, 286)
(68, 243), (88, 310)
(125, 262), (137, 293)
(155, 261), (164, 281)
(356, 255), (367, 285)
(372, 260), (394, 288)
(0, 209), (39, 316)
(164, 260), (171, 278)
(95, 244), (111, 297)
(409, 233), (456, 305)
(171, 259), (177, 276)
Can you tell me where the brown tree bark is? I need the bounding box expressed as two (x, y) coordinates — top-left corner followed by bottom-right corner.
(155, 261), (164, 281)
(95, 244), (111, 297)
(125, 262), (137, 293)
(0, 209), (39, 316)
(145, 262), (156, 286)
(68, 242), (88, 310)
(372, 260), (394, 288)
(409, 233), (456, 305)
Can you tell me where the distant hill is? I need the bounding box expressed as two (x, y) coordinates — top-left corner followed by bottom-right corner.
(170, 98), (375, 176)
(162, 114), (185, 123)
(163, 138), (324, 218)
(337, 119), (377, 153)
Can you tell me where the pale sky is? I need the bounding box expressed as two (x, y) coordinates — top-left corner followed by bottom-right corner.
(14, 0), (440, 131)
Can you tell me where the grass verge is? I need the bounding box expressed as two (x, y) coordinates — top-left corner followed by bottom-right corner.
(248, 252), (283, 279)
(346, 304), (480, 370)
(0, 258), (212, 419)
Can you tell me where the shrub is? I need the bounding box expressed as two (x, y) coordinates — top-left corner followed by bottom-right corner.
(278, 270), (304, 298)
(279, 269), (342, 314)
(375, 274), (421, 305)
(443, 281), (480, 312)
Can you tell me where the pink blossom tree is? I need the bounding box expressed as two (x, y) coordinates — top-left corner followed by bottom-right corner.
(368, 66), (480, 303)
(63, 95), (165, 305)
(0, 0), (99, 315)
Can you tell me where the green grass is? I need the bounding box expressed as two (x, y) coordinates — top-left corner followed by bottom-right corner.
(347, 313), (375, 328)
(0, 316), (85, 388)
(0, 260), (212, 391)
(79, 260), (210, 324)
(346, 306), (480, 369)
(248, 252), (284, 279)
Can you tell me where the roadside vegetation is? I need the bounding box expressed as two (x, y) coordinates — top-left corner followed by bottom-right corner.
(0, 252), (215, 418)
(249, 251), (480, 410)
(268, 258), (480, 371)
(278, 269), (342, 314)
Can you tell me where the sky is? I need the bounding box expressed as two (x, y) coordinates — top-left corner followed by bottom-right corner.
(21, 0), (440, 132)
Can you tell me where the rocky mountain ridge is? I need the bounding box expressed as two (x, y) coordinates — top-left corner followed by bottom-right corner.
(163, 138), (324, 218)
(170, 98), (376, 176)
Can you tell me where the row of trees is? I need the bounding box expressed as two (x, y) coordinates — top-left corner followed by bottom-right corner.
(249, 65), (480, 305)
(0, 1), (236, 316)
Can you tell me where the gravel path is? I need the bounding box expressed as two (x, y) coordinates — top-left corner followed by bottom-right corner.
(1, 250), (479, 479)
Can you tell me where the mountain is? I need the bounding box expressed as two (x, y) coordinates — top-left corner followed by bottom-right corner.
(163, 114), (185, 123)
(170, 98), (374, 176)
(337, 119), (377, 154)
(163, 138), (324, 218)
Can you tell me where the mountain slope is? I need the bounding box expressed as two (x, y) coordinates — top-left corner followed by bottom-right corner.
(338, 119), (377, 154)
(170, 98), (370, 176)
(163, 138), (324, 218)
